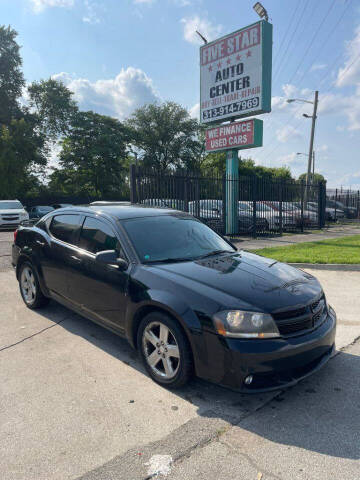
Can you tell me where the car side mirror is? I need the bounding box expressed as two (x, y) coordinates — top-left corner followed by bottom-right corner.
(95, 250), (128, 270)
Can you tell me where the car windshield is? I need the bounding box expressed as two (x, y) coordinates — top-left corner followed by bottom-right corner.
(38, 206), (54, 213)
(0, 201), (23, 209)
(122, 214), (235, 263)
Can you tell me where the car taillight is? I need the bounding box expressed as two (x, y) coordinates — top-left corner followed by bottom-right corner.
(14, 229), (18, 243)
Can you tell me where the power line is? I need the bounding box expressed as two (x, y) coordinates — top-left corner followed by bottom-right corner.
(295, 0), (352, 89)
(259, 1), (352, 162)
(261, 52), (360, 165)
(287, 0), (337, 85)
(273, 0), (311, 83)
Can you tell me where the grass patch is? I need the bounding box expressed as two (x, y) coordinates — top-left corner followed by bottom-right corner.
(253, 235), (360, 264)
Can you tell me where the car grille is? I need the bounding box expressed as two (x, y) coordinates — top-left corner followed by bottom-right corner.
(273, 297), (326, 336)
(1, 214), (19, 221)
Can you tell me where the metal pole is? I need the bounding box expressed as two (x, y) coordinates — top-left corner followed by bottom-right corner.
(225, 119), (239, 235)
(225, 149), (239, 234)
(305, 90), (318, 206)
(312, 150), (315, 180)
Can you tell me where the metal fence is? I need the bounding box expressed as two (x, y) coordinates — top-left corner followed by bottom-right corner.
(326, 188), (360, 221)
(130, 165), (326, 237)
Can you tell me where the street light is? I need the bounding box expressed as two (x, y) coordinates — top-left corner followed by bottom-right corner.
(286, 98), (314, 105)
(253, 2), (269, 21)
(196, 30), (208, 44)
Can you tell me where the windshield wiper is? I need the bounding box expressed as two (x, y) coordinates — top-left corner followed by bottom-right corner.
(145, 257), (194, 264)
(197, 250), (234, 260)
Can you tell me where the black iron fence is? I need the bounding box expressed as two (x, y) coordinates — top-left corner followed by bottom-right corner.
(326, 188), (360, 221)
(130, 165), (327, 237)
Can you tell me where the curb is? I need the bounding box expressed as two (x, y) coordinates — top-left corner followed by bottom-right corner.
(289, 263), (360, 271)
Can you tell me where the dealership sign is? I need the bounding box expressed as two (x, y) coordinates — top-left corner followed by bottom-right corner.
(205, 118), (263, 153)
(200, 20), (272, 124)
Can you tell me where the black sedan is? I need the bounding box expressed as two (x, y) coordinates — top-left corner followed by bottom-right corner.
(12, 205), (336, 392)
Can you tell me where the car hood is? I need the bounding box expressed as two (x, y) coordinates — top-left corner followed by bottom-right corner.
(0, 208), (26, 214)
(149, 251), (322, 314)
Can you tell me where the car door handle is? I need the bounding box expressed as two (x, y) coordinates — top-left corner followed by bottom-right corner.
(36, 240), (46, 246)
(69, 255), (82, 264)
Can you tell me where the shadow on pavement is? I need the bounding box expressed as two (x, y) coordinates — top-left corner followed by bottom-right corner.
(235, 346), (360, 460)
(36, 299), (360, 461)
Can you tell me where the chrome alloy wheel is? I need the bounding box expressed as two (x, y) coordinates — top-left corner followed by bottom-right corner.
(20, 266), (37, 305)
(142, 321), (180, 379)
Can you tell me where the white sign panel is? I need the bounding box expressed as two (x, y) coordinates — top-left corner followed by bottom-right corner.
(200, 21), (272, 124)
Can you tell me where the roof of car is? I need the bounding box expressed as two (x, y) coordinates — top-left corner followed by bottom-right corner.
(54, 204), (188, 220)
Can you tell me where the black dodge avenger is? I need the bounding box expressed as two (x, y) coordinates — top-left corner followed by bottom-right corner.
(12, 205), (336, 391)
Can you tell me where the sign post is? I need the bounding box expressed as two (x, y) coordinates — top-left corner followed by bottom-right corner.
(200, 20), (272, 235)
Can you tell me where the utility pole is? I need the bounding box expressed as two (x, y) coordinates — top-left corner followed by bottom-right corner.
(305, 90), (318, 204)
(312, 150), (315, 181)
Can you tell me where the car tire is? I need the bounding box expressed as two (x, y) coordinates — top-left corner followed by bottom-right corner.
(19, 261), (49, 309)
(137, 311), (193, 389)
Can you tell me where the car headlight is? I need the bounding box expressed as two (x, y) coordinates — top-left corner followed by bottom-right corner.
(212, 310), (280, 338)
(20, 212), (28, 219)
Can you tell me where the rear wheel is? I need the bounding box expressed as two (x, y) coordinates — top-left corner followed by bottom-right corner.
(137, 312), (193, 388)
(19, 262), (49, 309)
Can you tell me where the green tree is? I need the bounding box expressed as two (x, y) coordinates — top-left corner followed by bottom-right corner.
(298, 172), (325, 183)
(199, 154), (294, 181)
(0, 25), (25, 126)
(52, 111), (129, 197)
(127, 101), (203, 171)
(0, 117), (47, 198)
(27, 78), (78, 140)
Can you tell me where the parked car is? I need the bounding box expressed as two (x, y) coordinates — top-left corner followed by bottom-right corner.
(238, 201), (296, 231)
(28, 206), (54, 220)
(0, 200), (29, 229)
(326, 200), (354, 219)
(266, 201), (317, 228)
(307, 202), (342, 222)
(52, 203), (73, 209)
(12, 204), (336, 391)
(189, 199), (269, 233)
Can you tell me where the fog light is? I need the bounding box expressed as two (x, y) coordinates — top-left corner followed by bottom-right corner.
(244, 375), (253, 385)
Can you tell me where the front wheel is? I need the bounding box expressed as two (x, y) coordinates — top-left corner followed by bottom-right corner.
(19, 261), (49, 309)
(137, 312), (193, 389)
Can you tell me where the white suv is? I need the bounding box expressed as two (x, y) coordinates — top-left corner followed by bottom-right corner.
(0, 200), (29, 229)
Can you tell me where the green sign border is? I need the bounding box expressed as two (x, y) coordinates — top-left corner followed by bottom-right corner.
(205, 118), (263, 153)
(200, 20), (273, 125)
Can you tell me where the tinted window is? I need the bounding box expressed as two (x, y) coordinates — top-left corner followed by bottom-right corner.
(123, 214), (234, 263)
(49, 214), (80, 244)
(79, 217), (120, 254)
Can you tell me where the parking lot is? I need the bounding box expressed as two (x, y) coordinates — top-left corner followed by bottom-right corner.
(1, 230), (360, 480)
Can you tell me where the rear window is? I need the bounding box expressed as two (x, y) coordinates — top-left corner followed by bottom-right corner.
(49, 214), (81, 244)
(79, 216), (120, 254)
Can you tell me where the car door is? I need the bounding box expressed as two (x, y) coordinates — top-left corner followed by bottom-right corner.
(66, 215), (130, 333)
(40, 213), (82, 300)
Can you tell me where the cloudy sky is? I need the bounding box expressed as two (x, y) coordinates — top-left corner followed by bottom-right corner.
(3, 0), (360, 187)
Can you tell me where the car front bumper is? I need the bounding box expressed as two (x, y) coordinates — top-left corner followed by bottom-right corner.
(196, 307), (336, 393)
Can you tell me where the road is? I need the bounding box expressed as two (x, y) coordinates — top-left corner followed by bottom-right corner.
(0, 231), (359, 480)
